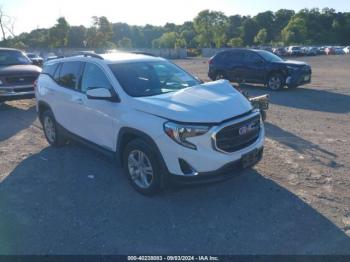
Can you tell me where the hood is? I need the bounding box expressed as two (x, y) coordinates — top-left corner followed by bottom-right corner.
(0, 64), (42, 77)
(132, 80), (252, 123)
(272, 60), (309, 67)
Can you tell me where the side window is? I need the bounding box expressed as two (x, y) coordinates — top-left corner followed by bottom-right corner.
(53, 63), (61, 82)
(57, 61), (83, 89)
(219, 52), (244, 63)
(42, 63), (59, 78)
(81, 63), (112, 93)
(244, 53), (264, 64)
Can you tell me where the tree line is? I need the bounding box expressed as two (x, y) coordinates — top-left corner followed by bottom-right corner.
(1, 7), (350, 50)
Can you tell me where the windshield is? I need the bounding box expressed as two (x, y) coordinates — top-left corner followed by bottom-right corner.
(0, 50), (32, 65)
(256, 50), (284, 62)
(109, 61), (201, 97)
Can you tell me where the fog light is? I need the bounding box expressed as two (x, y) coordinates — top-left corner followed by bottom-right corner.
(179, 159), (198, 176)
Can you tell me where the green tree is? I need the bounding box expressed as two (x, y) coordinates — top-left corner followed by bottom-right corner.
(281, 16), (307, 44)
(254, 28), (267, 44)
(67, 26), (87, 47)
(88, 16), (113, 48)
(153, 32), (177, 48)
(194, 10), (229, 48)
(227, 37), (243, 47)
(241, 18), (259, 46)
(118, 37), (132, 48)
(48, 17), (69, 48)
(254, 11), (274, 42)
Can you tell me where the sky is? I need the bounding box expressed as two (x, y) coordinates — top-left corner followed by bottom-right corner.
(1, 0), (350, 34)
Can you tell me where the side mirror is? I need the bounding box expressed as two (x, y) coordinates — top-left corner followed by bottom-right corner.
(86, 88), (119, 102)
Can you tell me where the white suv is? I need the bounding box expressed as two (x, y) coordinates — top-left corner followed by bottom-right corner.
(35, 52), (265, 195)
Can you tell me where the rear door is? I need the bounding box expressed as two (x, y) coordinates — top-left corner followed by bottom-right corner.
(221, 51), (244, 81)
(51, 61), (85, 136)
(241, 52), (266, 83)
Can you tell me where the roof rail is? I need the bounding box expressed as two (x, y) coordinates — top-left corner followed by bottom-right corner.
(130, 51), (157, 57)
(69, 52), (104, 60)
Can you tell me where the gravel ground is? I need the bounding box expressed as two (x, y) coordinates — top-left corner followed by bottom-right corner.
(0, 55), (349, 254)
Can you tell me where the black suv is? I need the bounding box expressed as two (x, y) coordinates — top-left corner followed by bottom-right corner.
(0, 48), (41, 102)
(208, 49), (312, 90)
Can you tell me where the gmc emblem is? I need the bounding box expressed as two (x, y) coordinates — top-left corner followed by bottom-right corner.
(239, 122), (258, 135)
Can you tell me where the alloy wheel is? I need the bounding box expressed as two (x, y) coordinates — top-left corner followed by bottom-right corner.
(268, 76), (282, 90)
(127, 150), (154, 189)
(44, 116), (56, 143)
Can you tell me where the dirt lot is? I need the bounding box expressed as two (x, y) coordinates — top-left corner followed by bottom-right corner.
(0, 55), (350, 254)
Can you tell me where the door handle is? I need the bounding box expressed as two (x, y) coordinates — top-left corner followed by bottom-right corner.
(72, 98), (84, 105)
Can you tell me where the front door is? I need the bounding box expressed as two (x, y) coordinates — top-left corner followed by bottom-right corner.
(74, 62), (116, 150)
(242, 52), (266, 83)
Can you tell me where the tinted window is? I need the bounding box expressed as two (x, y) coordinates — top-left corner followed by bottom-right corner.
(0, 50), (31, 65)
(109, 61), (200, 97)
(58, 61), (83, 89)
(81, 63), (111, 93)
(42, 63), (59, 77)
(256, 50), (283, 62)
(216, 51), (244, 63)
(244, 53), (264, 64)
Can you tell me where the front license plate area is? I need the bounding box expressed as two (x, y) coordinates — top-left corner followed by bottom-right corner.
(241, 149), (259, 168)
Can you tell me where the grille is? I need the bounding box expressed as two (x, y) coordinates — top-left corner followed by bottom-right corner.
(214, 114), (261, 153)
(5, 75), (37, 85)
(301, 65), (311, 74)
(13, 87), (34, 93)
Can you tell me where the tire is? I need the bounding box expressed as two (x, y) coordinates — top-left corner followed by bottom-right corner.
(267, 73), (284, 91)
(41, 110), (66, 147)
(122, 138), (163, 195)
(260, 110), (267, 122)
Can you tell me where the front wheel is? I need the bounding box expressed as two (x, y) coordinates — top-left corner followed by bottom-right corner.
(267, 73), (284, 91)
(123, 139), (163, 195)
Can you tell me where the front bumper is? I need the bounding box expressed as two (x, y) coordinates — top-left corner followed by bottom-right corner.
(155, 112), (265, 177)
(169, 147), (263, 184)
(286, 70), (311, 87)
(0, 85), (35, 101)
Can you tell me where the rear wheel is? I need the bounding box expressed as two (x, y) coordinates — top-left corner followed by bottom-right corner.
(267, 73), (284, 91)
(123, 139), (163, 195)
(41, 110), (66, 147)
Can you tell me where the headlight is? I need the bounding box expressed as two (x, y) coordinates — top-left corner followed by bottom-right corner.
(287, 66), (298, 72)
(0, 80), (3, 85)
(164, 121), (210, 150)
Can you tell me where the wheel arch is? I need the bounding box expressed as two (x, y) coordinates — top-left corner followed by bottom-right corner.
(37, 100), (53, 123)
(265, 70), (287, 85)
(117, 127), (169, 175)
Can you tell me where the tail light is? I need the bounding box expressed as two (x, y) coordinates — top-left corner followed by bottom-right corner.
(34, 80), (37, 90)
(208, 58), (213, 64)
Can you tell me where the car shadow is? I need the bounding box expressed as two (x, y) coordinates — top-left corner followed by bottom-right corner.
(265, 122), (342, 169)
(238, 84), (350, 114)
(0, 103), (37, 142)
(0, 144), (349, 254)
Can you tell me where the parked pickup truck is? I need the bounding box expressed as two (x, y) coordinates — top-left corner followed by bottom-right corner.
(0, 48), (41, 102)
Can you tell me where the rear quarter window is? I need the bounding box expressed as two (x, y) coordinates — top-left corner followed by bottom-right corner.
(42, 63), (59, 78)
